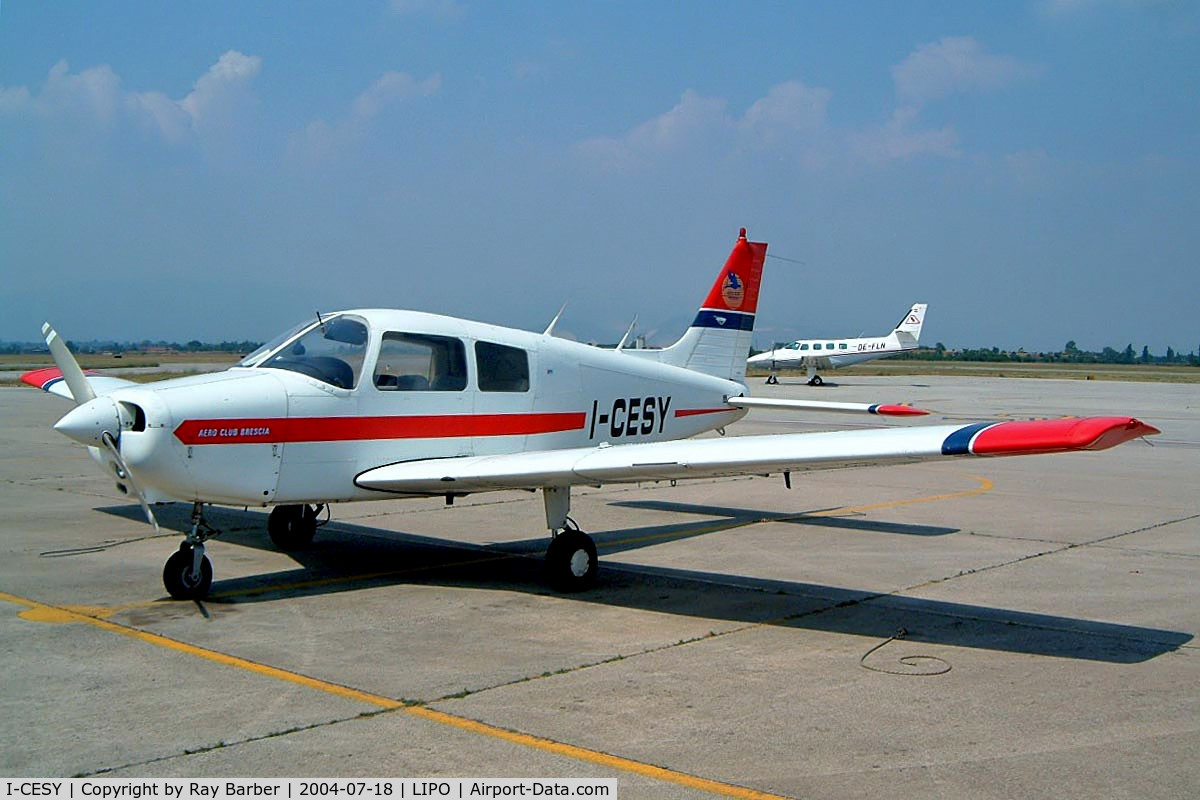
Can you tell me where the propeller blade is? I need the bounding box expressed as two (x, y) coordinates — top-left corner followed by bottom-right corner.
(101, 431), (161, 534)
(41, 323), (96, 405)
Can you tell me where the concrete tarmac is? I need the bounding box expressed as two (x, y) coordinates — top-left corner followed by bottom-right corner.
(1, 375), (1197, 798)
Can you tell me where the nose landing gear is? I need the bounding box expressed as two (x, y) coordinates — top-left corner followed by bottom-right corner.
(162, 502), (217, 600)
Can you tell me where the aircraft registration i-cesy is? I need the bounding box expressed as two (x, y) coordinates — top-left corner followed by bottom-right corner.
(749, 302), (928, 386)
(24, 228), (1159, 600)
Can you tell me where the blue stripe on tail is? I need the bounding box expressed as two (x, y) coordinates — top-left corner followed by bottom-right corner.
(690, 309), (755, 331)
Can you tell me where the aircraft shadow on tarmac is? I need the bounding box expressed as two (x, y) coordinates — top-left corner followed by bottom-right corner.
(99, 503), (1193, 664)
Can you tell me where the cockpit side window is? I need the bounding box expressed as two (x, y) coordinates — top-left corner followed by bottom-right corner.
(476, 341), (529, 392)
(260, 316), (368, 389)
(374, 332), (467, 391)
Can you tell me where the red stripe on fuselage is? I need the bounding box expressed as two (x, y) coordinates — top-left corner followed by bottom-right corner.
(174, 412), (587, 445)
(674, 407), (736, 418)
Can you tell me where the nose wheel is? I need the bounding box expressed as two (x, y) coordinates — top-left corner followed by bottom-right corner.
(163, 543), (213, 600)
(163, 501), (218, 600)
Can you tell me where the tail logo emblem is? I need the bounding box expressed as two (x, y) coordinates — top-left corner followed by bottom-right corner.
(721, 272), (745, 309)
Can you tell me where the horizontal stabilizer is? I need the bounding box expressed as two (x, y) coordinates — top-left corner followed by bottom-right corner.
(728, 396), (929, 417)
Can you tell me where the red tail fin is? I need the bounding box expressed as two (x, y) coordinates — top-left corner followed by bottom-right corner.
(696, 227), (767, 323)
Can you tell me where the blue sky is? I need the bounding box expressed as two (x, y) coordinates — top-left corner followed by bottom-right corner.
(2, 1), (1197, 352)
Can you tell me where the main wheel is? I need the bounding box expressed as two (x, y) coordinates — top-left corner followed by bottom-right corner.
(545, 529), (598, 592)
(809, 375), (824, 386)
(268, 504), (317, 550)
(163, 545), (213, 600)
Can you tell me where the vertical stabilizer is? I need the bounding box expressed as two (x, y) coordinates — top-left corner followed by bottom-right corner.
(892, 303), (927, 348)
(657, 228), (768, 382)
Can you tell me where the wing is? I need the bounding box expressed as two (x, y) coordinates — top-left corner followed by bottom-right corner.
(20, 367), (138, 400)
(356, 416), (1158, 495)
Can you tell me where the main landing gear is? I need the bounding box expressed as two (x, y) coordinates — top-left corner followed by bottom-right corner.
(268, 503), (325, 551)
(162, 502), (217, 600)
(542, 486), (598, 592)
(162, 493), (597, 598)
(805, 366), (824, 386)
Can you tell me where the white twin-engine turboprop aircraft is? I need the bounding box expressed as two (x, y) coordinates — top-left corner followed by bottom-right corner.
(25, 229), (1157, 600)
(749, 302), (928, 385)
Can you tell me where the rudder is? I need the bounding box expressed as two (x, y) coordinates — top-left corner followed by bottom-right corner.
(658, 228), (768, 382)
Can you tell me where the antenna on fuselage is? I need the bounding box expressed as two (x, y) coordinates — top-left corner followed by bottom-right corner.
(316, 310), (327, 333)
(543, 302), (568, 336)
(615, 316), (638, 352)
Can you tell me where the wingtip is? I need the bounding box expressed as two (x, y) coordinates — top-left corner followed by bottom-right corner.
(969, 416), (1161, 456)
(872, 404), (931, 417)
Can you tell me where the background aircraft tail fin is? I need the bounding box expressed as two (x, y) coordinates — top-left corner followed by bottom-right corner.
(657, 228), (767, 382)
(893, 303), (927, 346)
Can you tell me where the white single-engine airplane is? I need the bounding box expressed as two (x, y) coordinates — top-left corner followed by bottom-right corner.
(749, 302), (928, 385)
(25, 230), (1157, 600)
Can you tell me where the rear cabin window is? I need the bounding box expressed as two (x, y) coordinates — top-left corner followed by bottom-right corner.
(374, 332), (467, 391)
(839, 343), (848, 350)
(476, 341), (529, 392)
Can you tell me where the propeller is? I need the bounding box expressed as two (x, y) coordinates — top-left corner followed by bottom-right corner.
(43, 322), (161, 534)
(42, 323), (96, 405)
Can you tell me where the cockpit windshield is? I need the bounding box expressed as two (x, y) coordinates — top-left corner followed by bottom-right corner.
(248, 315), (370, 389)
(237, 320), (318, 367)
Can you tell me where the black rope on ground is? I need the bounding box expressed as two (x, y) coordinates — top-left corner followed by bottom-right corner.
(860, 627), (952, 676)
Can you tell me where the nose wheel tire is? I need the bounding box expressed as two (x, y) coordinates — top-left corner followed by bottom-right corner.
(163, 545), (213, 600)
(268, 504), (319, 551)
(545, 528), (598, 592)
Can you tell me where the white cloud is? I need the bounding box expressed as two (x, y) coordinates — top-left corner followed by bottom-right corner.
(179, 50), (261, 124)
(892, 36), (1041, 104)
(289, 71), (442, 163)
(0, 85), (31, 114)
(739, 80), (831, 142)
(125, 89), (191, 142)
(577, 83), (838, 171)
(351, 71), (441, 120)
(0, 52), (262, 147)
(574, 90), (729, 170)
(851, 106), (960, 163)
(38, 60), (123, 126)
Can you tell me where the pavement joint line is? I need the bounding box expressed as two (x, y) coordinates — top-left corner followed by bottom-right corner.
(0, 476), (996, 798)
(0, 589), (797, 799)
(0, 590), (406, 709)
(405, 705), (798, 800)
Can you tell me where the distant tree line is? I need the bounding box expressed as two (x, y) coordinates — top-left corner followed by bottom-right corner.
(890, 341), (1200, 366)
(0, 339), (262, 355)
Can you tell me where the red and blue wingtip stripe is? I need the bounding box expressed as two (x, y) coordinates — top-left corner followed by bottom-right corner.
(942, 417), (1159, 456)
(21, 367), (75, 392)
